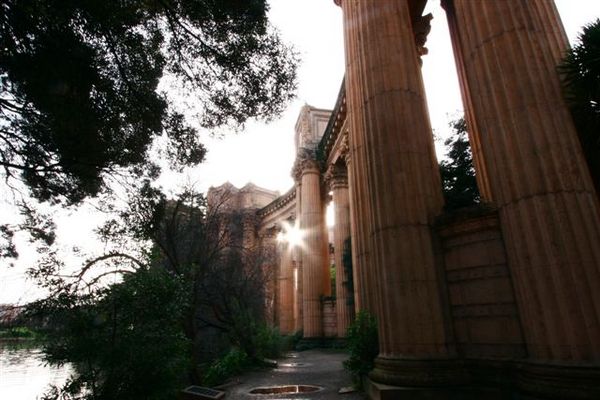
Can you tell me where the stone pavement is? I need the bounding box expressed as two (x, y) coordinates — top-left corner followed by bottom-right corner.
(220, 349), (367, 400)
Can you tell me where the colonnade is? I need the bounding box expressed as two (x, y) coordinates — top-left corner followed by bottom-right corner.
(331, 0), (600, 397)
(267, 1), (599, 397)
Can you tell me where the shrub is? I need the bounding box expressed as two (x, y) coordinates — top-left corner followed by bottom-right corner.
(253, 324), (283, 360)
(0, 326), (37, 339)
(343, 311), (379, 386)
(201, 348), (249, 387)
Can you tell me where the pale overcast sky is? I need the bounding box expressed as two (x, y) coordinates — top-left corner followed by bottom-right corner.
(1, 0), (599, 304)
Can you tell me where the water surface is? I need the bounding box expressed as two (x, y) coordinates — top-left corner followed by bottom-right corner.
(0, 342), (72, 400)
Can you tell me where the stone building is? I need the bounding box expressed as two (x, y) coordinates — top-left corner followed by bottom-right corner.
(208, 1), (600, 399)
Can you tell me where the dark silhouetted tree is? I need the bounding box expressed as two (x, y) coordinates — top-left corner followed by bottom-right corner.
(439, 117), (480, 210)
(0, 0), (297, 205)
(560, 19), (600, 194)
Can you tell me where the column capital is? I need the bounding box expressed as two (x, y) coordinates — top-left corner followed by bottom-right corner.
(325, 163), (348, 190)
(292, 148), (320, 181)
(413, 13), (433, 62)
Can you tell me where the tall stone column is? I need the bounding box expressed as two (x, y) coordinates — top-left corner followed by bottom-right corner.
(259, 229), (279, 327)
(336, 0), (462, 386)
(295, 154), (328, 338)
(343, 137), (365, 313)
(293, 182), (303, 333)
(444, 0), (600, 362)
(278, 237), (295, 335)
(327, 163), (354, 338)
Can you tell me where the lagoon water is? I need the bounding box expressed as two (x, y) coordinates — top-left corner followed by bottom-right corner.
(0, 342), (71, 400)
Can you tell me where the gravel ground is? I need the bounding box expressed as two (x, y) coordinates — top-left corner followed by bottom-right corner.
(218, 349), (367, 400)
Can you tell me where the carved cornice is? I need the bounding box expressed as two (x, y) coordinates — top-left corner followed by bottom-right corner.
(316, 79), (347, 166)
(258, 187), (296, 218)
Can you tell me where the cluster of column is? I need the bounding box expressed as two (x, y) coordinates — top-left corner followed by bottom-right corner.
(333, 0), (600, 395)
(336, 0), (463, 386)
(443, 0), (600, 367)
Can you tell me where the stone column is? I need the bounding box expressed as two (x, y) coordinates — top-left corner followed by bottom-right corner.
(336, 0), (462, 386)
(259, 228), (279, 327)
(328, 163), (355, 338)
(444, 0), (600, 362)
(293, 182), (303, 333)
(278, 236), (295, 335)
(343, 136), (364, 313)
(295, 154), (328, 338)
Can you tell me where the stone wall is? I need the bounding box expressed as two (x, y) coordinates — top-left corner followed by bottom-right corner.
(436, 206), (526, 360)
(322, 299), (337, 338)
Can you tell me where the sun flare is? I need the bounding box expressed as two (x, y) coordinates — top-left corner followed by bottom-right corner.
(277, 221), (304, 249)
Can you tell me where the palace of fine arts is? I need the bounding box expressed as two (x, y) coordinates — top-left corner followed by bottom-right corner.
(1, 1), (599, 399)
(206, 1), (600, 399)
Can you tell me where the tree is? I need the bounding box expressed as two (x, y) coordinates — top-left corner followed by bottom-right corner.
(29, 185), (278, 394)
(439, 117), (480, 210)
(30, 268), (190, 400)
(560, 19), (600, 194)
(0, 0), (297, 205)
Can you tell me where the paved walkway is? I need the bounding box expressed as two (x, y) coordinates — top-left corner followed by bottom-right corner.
(221, 349), (367, 400)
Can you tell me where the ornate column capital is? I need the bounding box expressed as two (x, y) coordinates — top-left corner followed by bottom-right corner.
(292, 147), (320, 181)
(325, 163), (348, 190)
(413, 13), (433, 62)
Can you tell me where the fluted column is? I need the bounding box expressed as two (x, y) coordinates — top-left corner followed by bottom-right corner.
(328, 164), (355, 337)
(293, 182), (303, 333)
(444, 0), (600, 366)
(336, 0), (461, 386)
(296, 156), (328, 338)
(278, 236), (295, 335)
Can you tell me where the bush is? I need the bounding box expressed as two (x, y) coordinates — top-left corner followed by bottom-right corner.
(0, 326), (38, 339)
(344, 311), (379, 386)
(201, 348), (249, 387)
(29, 268), (190, 400)
(253, 324), (283, 360)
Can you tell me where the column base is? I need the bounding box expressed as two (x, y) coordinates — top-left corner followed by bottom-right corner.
(364, 377), (507, 400)
(369, 356), (470, 387)
(517, 361), (600, 400)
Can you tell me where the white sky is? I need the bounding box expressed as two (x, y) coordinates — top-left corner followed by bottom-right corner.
(1, 0), (599, 304)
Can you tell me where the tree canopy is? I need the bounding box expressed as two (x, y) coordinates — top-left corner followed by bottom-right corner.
(0, 0), (297, 204)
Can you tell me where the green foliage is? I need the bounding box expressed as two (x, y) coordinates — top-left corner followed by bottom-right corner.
(253, 324), (283, 360)
(330, 264), (336, 297)
(280, 330), (303, 352)
(29, 268), (190, 400)
(201, 347), (249, 387)
(0, 326), (38, 339)
(229, 307), (283, 361)
(560, 19), (600, 192)
(199, 324), (282, 387)
(342, 237), (354, 307)
(439, 117), (480, 210)
(344, 311), (379, 386)
(0, 0), (297, 204)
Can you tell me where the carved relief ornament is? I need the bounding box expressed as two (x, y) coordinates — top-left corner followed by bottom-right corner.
(292, 148), (320, 181)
